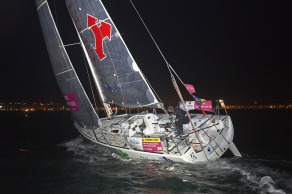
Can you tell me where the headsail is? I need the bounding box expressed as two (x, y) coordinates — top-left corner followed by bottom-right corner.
(65, 0), (160, 108)
(35, 0), (101, 129)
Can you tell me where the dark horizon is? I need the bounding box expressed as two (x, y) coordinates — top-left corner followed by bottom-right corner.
(0, 0), (291, 106)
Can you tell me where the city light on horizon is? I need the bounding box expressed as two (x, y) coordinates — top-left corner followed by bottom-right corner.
(0, 101), (291, 112)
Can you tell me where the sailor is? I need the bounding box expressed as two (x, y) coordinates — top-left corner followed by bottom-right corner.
(168, 103), (189, 137)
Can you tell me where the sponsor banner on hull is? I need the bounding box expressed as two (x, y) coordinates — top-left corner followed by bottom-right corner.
(142, 138), (163, 152)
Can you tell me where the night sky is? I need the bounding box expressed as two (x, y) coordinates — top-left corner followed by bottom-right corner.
(0, 0), (291, 106)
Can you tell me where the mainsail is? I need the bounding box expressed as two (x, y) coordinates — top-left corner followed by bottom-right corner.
(65, 0), (160, 108)
(36, 0), (100, 129)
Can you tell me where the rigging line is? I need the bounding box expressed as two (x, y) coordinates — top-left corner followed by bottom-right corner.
(48, 2), (87, 119)
(97, 28), (128, 114)
(93, 1), (129, 114)
(168, 64), (185, 85)
(128, 0), (173, 113)
(129, 0), (169, 66)
(130, 0), (188, 94)
(139, 71), (168, 113)
(52, 0), (58, 28)
(85, 0), (108, 116)
(83, 52), (98, 112)
(166, 63), (172, 76)
(47, 3), (71, 73)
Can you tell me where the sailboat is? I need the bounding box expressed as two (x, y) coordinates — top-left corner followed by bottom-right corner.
(35, 0), (241, 163)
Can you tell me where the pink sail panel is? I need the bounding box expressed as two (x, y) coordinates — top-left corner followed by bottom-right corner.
(64, 93), (80, 111)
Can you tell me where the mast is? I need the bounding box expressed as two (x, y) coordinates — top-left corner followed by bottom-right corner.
(76, 24), (113, 118)
(64, 1), (116, 118)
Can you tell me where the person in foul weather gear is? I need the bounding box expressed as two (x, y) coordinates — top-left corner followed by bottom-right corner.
(168, 103), (189, 137)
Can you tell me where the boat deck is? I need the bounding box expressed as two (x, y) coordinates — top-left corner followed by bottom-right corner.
(75, 113), (231, 157)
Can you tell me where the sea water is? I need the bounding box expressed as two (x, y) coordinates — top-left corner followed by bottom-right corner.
(0, 110), (291, 193)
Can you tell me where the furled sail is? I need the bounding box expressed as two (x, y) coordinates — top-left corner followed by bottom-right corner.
(35, 0), (101, 129)
(65, 0), (160, 108)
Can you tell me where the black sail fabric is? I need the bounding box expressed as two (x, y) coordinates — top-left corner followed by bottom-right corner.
(35, 0), (100, 129)
(65, 0), (159, 108)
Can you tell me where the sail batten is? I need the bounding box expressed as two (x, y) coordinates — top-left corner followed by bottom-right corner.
(65, 0), (160, 109)
(55, 69), (73, 76)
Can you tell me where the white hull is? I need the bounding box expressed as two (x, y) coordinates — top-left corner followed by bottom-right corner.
(74, 113), (237, 163)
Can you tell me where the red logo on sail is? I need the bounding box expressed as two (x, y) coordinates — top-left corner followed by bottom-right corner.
(87, 14), (111, 60)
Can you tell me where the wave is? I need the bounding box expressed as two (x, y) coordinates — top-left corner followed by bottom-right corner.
(59, 137), (292, 193)
(206, 158), (290, 193)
